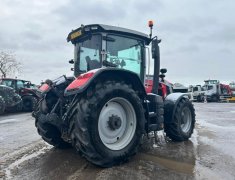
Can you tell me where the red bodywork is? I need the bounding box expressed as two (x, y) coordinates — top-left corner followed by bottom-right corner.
(145, 79), (172, 98)
(63, 69), (173, 97)
(220, 84), (232, 96)
(66, 70), (97, 91)
(39, 84), (50, 92)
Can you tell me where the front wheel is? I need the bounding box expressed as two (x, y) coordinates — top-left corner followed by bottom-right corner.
(164, 98), (195, 141)
(70, 81), (145, 167)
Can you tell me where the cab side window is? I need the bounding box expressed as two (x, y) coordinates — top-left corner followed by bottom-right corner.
(16, 80), (24, 89)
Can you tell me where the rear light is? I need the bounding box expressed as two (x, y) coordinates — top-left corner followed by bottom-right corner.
(66, 71), (96, 91)
(40, 84), (50, 92)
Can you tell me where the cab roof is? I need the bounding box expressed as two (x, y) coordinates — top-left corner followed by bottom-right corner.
(0, 78), (30, 82)
(67, 24), (151, 44)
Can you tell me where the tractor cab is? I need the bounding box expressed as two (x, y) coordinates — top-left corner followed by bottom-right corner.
(67, 24), (151, 82)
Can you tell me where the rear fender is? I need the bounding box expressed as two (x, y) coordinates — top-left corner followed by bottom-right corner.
(64, 68), (147, 97)
(164, 93), (189, 123)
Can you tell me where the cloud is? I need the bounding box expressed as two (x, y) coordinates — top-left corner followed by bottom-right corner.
(0, 0), (234, 86)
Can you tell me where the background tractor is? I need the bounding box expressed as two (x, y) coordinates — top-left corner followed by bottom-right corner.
(0, 85), (22, 114)
(33, 22), (196, 167)
(0, 78), (40, 111)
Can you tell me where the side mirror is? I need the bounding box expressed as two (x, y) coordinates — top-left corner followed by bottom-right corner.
(151, 38), (161, 59)
(160, 68), (167, 74)
(69, 59), (74, 64)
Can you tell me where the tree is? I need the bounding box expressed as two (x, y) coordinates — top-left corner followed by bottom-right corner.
(0, 51), (21, 78)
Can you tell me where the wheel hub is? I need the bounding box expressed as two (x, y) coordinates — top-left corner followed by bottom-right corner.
(108, 115), (122, 130)
(98, 97), (137, 150)
(181, 107), (192, 133)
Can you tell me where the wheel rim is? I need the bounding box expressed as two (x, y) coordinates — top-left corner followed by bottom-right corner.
(98, 97), (136, 151)
(180, 107), (192, 133)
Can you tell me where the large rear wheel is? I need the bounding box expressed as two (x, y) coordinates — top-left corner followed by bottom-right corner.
(70, 80), (145, 167)
(164, 98), (195, 141)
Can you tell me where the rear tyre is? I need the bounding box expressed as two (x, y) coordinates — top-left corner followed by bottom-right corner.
(70, 80), (145, 167)
(22, 96), (37, 112)
(36, 113), (71, 148)
(15, 101), (23, 112)
(164, 98), (195, 141)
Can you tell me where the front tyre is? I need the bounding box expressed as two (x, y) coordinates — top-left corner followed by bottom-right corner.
(164, 98), (195, 141)
(70, 81), (145, 167)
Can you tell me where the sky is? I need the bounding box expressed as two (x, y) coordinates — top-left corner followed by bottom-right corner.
(0, 0), (234, 86)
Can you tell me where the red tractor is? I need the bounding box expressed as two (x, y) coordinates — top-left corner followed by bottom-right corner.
(33, 22), (195, 167)
(0, 78), (40, 111)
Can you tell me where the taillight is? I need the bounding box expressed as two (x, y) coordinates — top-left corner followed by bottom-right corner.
(66, 71), (96, 91)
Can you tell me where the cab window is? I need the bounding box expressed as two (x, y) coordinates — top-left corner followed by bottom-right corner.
(16, 80), (24, 89)
(106, 35), (143, 75)
(1, 80), (14, 88)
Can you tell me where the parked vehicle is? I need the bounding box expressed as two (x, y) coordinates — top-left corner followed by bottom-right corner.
(228, 81), (235, 97)
(188, 85), (204, 102)
(228, 82), (235, 102)
(202, 80), (232, 102)
(33, 22), (196, 167)
(173, 83), (188, 93)
(0, 78), (41, 111)
(188, 80), (232, 102)
(0, 85), (22, 114)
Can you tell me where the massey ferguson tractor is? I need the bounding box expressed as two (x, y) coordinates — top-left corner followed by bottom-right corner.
(33, 22), (196, 167)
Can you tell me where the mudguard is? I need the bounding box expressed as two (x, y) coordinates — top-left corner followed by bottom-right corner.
(64, 68), (147, 97)
(164, 93), (189, 123)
